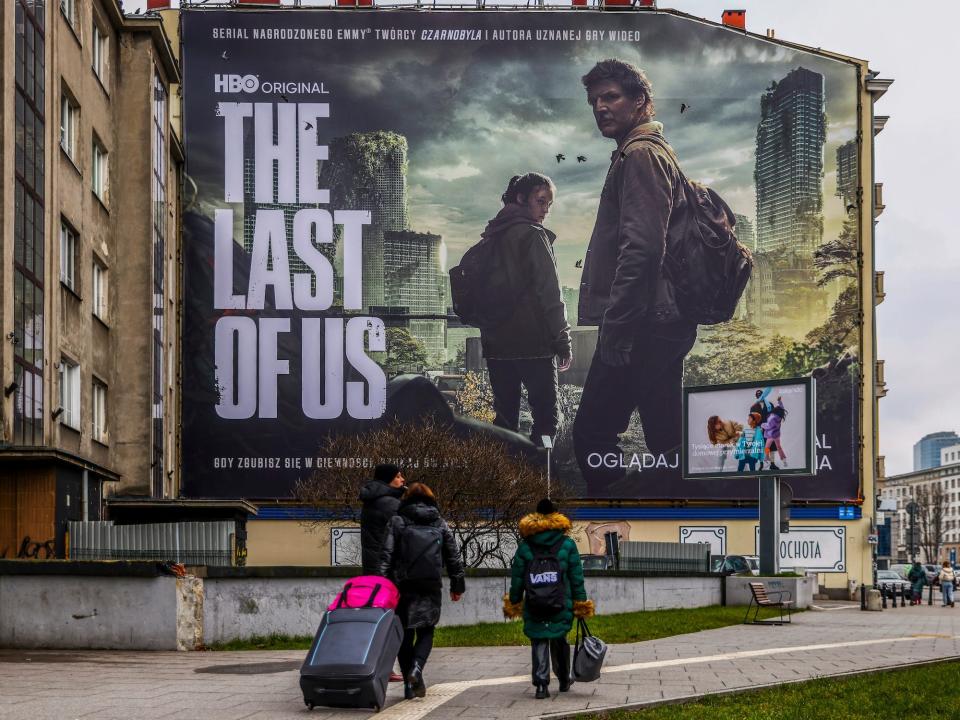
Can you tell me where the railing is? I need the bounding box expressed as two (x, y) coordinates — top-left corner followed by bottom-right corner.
(67, 521), (234, 566)
(618, 541), (711, 573)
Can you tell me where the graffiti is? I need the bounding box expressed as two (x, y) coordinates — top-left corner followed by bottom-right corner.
(0, 536), (56, 559)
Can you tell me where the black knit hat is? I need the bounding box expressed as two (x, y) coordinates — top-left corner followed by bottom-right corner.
(536, 498), (557, 515)
(374, 464), (401, 483)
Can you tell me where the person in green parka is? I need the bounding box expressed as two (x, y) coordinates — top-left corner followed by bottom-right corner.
(908, 560), (927, 605)
(503, 498), (595, 699)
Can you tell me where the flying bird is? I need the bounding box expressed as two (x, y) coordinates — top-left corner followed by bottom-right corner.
(577, 155), (587, 163)
(280, 93), (289, 103)
(555, 153), (566, 163)
(304, 121), (314, 131)
(680, 103), (691, 114)
(575, 259), (583, 268)
(221, 51), (229, 60)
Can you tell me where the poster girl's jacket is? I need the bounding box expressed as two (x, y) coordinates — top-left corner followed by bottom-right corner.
(478, 203), (571, 361)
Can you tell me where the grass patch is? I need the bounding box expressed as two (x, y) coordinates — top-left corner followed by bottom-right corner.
(577, 660), (960, 719)
(208, 605), (794, 651)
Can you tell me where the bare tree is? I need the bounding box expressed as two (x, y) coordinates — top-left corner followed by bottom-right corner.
(295, 417), (568, 568)
(914, 483), (947, 563)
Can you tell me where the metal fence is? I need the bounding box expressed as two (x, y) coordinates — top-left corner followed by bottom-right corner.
(618, 541), (710, 573)
(67, 521), (234, 566)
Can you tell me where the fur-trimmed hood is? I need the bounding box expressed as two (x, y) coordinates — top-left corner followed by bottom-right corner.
(518, 511), (572, 539)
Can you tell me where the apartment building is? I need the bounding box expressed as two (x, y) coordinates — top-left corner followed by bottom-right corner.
(0, 0), (181, 558)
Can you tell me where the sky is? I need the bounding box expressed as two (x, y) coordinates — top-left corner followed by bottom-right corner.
(126, 0), (960, 479)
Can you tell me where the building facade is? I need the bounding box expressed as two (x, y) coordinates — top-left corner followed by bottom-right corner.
(913, 431), (960, 472)
(880, 461), (960, 564)
(0, 0), (181, 558)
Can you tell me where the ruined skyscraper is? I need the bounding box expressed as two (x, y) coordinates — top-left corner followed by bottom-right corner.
(755, 67), (826, 255)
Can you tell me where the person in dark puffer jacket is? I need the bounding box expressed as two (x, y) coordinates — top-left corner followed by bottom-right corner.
(504, 498), (594, 699)
(358, 464), (405, 575)
(379, 483), (465, 700)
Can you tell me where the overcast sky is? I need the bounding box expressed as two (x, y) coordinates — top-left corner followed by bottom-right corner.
(128, 0), (959, 478)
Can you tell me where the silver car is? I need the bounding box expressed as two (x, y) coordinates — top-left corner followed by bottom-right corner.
(876, 569), (911, 595)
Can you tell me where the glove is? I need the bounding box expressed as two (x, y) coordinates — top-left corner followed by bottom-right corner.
(502, 593), (523, 619)
(573, 599), (595, 619)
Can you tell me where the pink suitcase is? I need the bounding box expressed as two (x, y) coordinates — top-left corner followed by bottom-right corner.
(328, 576), (400, 612)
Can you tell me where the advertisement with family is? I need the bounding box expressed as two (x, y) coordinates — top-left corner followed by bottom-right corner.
(180, 9), (862, 501)
(685, 379), (815, 479)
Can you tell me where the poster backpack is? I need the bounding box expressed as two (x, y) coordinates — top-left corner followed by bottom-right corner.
(626, 134), (753, 326)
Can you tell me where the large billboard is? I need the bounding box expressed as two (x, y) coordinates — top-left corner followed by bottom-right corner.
(181, 9), (862, 501)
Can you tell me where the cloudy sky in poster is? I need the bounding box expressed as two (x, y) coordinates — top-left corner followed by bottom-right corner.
(184, 12), (857, 293)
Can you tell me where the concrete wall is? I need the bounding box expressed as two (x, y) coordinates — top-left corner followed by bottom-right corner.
(202, 573), (720, 645)
(0, 565), (722, 649)
(0, 574), (185, 649)
(725, 574), (815, 609)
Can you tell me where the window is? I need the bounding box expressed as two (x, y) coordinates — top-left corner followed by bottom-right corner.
(92, 260), (106, 319)
(58, 358), (80, 430)
(92, 380), (107, 443)
(60, 92), (78, 159)
(92, 23), (107, 83)
(61, 0), (77, 30)
(60, 221), (78, 291)
(92, 139), (108, 201)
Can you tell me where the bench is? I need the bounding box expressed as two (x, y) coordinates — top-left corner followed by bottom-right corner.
(744, 581), (793, 625)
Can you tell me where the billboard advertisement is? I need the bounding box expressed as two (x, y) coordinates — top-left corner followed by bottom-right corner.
(683, 378), (816, 479)
(181, 9), (862, 501)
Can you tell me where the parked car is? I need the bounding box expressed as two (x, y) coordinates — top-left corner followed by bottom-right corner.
(876, 569), (911, 595)
(923, 564), (940, 585)
(711, 554), (753, 576)
(580, 554), (612, 571)
(888, 563), (911, 580)
(744, 555), (761, 576)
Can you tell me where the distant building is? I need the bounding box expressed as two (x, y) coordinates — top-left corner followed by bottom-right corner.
(914, 431), (960, 471)
(323, 132), (409, 309)
(755, 67), (826, 255)
(835, 139), (858, 207)
(734, 214), (756, 251)
(383, 230), (446, 362)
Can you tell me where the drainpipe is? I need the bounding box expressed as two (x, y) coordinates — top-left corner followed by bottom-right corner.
(82, 469), (89, 521)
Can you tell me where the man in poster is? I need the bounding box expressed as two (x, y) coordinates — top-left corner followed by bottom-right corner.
(573, 59), (697, 496)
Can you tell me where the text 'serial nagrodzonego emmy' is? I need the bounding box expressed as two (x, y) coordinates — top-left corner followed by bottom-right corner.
(181, 9), (862, 501)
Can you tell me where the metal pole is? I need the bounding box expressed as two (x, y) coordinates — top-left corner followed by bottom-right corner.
(546, 446), (551, 498)
(758, 475), (780, 576)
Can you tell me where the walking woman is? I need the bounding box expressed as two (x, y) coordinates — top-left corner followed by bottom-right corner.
(479, 172), (571, 446)
(504, 498), (594, 699)
(939, 561), (955, 607)
(378, 483), (465, 699)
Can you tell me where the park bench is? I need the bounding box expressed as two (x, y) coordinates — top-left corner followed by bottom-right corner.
(744, 581), (793, 625)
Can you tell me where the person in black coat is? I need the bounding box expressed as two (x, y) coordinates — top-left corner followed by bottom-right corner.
(359, 464), (405, 574)
(378, 483), (465, 700)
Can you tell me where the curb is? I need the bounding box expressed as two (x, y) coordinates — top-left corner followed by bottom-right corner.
(538, 655), (960, 719)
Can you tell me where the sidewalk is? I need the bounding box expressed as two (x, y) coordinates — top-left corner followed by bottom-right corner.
(1, 603), (958, 720)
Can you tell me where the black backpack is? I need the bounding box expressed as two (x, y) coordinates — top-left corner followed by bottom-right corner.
(448, 232), (518, 330)
(524, 538), (567, 617)
(628, 134), (753, 326)
(398, 521), (444, 582)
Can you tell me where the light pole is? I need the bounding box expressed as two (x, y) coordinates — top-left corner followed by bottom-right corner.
(541, 435), (553, 498)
